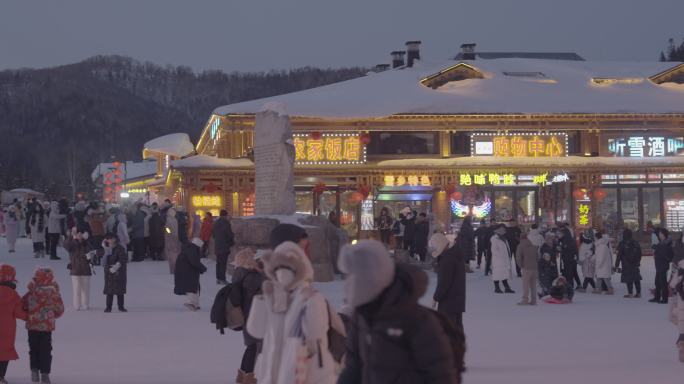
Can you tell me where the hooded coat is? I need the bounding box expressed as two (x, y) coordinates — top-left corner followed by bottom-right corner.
(0, 279), (28, 361)
(433, 244), (466, 315)
(578, 240), (596, 279)
(174, 242), (207, 295)
(231, 250), (265, 346)
(458, 217), (475, 261)
(247, 242), (339, 384)
(490, 233), (513, 281)
(28, 211), (47, 243)
(654, 237), (674, 272)
(338, 263), (459, 384)
(103, 244), (128, 295)
(594, 237), (613, 279)
(21, 269), (64, 332)
(538, 242), (559, 293)
(615, 232), (642, 284)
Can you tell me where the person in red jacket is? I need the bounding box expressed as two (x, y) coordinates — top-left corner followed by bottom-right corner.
(199, 212), (213, 258)
(21, 268), (64, 384)
(0, 264), (28, 384)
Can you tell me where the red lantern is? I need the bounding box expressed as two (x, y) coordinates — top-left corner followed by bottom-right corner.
(112, 161), (121, 168)
(309, 131), (323, 141)
(445, 182), (457, 196)
(104, 172), (112, 179)
(312, 182), (327, 194)
(104, 186), (113, 193)
(348, 192), (364, 205)
(115, 185), (123, 191)
(104, 179), (112, 185)
(114, 178), (123, 184)
(573, 188), (586, 200)
(594, 188), (607, 201)
(357, 184), (370, 199)
(450, 191), (463, 201)
(360, 133), (371, 145)
(113, 169), (122, 176)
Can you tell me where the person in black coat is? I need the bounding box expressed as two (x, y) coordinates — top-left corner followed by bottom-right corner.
(506, 221), (522, 277)
(459, 216), (475, 272)
(103, 233), (128, 312)
(174, 238), (207, 311)
(558, 227), (580, 289)
(615, 228), (643, 298)
(147, 205), (165, 261)
(474, 220), (492, 273)
(401, 211), (417, 254)
(337, 240), (461, 384)
(413, 213), (430, 262)
(212, 210), (235, 285)
(651, 228), (673, 304)
(230, 249), (265, 383)
(433, 240), (466, 334)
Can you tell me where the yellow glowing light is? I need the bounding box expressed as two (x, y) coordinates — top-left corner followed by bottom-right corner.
(396, 175), (406, 186)
(488, 173), (501, 185)
(384, 175), (395, 187)
(307, 139), (325, 162)
(324, 137), (343, 161)
(503, 174), (516, 185)
(473, 174), (486, 185)
(460, 173), (472, 186)
(578, 204), (590, 226)
(420, 175), (431, 187)
(192, 195), (222, 208)
(294, 138), (307, 161)
(407, 175), (419, 187)
(343, 137), (360, 161)
(533, 173), (548, 185)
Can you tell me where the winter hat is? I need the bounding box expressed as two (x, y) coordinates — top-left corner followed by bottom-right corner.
(429, 232), (450, 258)
(262, 241), (314, 289)
(338, 240), (396, 309)
(32, 268), (55, 286)
(0, 264), (17, 283)
(269, 224), (308, 249)
(233, 248), (259, 270)
(191, 237), (204, 248)
(494, 224), (507, 236)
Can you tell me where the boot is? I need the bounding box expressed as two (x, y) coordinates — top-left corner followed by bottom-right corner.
(678, 341), (684, 363)
(236, 369), (246, 383)
(41, 373), (51, 383)
(494, 287), (503, 294)
(32, 369), (40, 382)
(633, 293), (641, 298)
(503, 281), (515, 294)
(242, 372), (257, 384)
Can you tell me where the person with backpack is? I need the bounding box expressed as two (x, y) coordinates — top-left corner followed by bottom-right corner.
(615, 228), (643, 298)
(577, 230), (596, 292)
(246, 241), (340, 384)
(433, 231), (466, 333)
(64, 228), (94, 311)
(21, 268), (64, 384)
(174, 238), (207, 311)
(230, 248), (265, 384)
(337, 240), (462, 384)
(651, 228), (674, 304)
(0, 265), (28, 384)
(593, 231), (614, 295)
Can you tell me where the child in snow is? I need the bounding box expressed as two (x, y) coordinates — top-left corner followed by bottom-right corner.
(577, 230), (596, 292)
(21, 268), (64, 383)
(669, 259), (684, 362)
(544, 276), (575, 304)
(0, 264), (28, 384)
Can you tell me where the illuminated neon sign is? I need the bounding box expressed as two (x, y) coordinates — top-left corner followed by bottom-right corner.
(210, 118), (221, 140)
(577, 203), (590, 227)
(293, 134), (366, 165)
(608, 136), (684, 158)
(191, 195), (222, 208)
(384, 175), (431, 187)
(470, 132), (568, 157)
(450, 196), (492, 219)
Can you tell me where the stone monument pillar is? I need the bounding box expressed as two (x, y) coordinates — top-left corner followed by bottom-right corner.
(254, 103), (296, 215)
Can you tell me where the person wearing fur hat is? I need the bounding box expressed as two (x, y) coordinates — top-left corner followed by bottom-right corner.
(164, 208), (181, 274)
(174, 238), (207, 311)
(337, 240), (460, 384)
(102, 233), (128, 313)
(433, 231), (466, 333)
(4, 203), (23, 253)
(64, 228), (94, 311)
(668, 258), (684, 362)
(21, 268), (64, 383)
(231, 248), (265, 384)
(0, 265), (28, 384)
(212, 210), (235, 284)
(577, 230), (596, 293)
(490, 224), (515, 294)
(247, 241), (341, 384)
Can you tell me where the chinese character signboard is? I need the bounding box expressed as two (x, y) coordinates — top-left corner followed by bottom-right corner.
(575, 201), (592, 229)
(384, 175), (431, 187)
(470, 133), (567, 158)
(607, 136), (684, 158)
(293, 134), (366, 165)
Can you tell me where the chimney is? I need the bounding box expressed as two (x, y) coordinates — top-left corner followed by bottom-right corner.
(373, 64), (391, 73)
(391, 51), (406, 68)
(405, 41), (421, 67)
(460, 43), (476, 60)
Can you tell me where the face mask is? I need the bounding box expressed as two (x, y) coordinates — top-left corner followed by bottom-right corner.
(274, 268), (295, 287)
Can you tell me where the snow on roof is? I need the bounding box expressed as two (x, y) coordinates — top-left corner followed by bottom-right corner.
(8, 188), (44, 196)
(171, 155), (253, 169)
(214, 58), (684, 118)
(143, 133), (195, 158)
(377, 155), (684, 169)
(91, 160), (158, 182)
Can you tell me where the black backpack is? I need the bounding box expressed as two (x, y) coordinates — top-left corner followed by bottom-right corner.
(210, 285), (232, 334)
(430, 310), (466, 377)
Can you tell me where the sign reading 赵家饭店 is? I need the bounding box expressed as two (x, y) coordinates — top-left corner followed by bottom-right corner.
(293, 134), (366, 165)
(607, 135), (684, 158)
(470, 132), (567, 157)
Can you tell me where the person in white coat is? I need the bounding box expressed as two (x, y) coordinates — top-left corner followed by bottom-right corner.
(490, 224), (515, 294)
(4, 203), (23, 253)
(247, 241), (339, 384)
(527, 223), (544, 248)
(577, 230), (596, 292)
(593, 231), (614, 295)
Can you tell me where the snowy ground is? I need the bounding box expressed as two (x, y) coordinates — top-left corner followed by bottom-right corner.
(1, 238), (681, 383)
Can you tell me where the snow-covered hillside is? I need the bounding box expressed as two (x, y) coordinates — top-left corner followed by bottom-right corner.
(1, 238), (681, 383)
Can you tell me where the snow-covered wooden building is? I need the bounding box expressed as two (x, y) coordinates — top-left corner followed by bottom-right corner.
(172, 44), (684, 239)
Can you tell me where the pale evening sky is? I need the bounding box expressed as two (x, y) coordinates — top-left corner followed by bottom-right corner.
(1, 0), (683, 72)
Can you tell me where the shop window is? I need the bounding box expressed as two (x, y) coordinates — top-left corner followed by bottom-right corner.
(295, 191), (313, 215)
(597, 188), (619, 235)
(664, 188), (684, 231)
(643, 188), (661, 229)
(367, 132), (439, 155)
(620, 188), (639, 231)
(516, 190), (536, 225)
(494, 191), (513, 222)
(450, 133), (470, 155)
